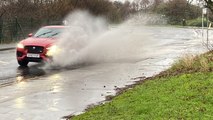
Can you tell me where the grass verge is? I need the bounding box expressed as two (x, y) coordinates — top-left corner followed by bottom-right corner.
(70, 51), (213, 120)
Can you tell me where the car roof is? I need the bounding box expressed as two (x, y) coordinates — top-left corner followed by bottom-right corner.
(43, 25), (66, 28)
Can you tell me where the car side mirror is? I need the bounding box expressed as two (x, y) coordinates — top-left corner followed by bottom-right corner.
(28, 33), (33, 37)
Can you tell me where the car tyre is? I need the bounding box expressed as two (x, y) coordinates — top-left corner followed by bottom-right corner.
(18, 60), (29, 66)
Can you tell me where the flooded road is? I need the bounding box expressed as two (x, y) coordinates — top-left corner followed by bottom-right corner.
(0, 26), (209, 120)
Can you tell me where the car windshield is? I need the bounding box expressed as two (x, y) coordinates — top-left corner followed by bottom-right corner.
(34, 27), (64, 38)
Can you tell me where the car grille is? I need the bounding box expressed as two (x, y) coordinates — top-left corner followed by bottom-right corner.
(25, 46), (44, 53)
(26, 57), (43, 62)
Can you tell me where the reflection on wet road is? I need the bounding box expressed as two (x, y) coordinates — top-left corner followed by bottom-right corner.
(16, 65), (46, 81)
(0, 61), (46, 86)
(0, 27), (209, 120)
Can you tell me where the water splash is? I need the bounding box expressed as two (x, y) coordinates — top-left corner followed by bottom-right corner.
(48, 10), (166, 68)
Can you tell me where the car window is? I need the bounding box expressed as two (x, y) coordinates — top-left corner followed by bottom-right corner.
(34, 27), (64, 38)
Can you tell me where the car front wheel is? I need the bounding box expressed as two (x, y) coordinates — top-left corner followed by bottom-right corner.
(18, 60), (29, 66)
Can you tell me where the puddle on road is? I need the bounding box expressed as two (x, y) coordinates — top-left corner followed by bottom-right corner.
(17, 66), (46, 79)
(0, 64), (47, 87)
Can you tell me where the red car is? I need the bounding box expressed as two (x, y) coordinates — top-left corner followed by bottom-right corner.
(16, 25), (65, 66)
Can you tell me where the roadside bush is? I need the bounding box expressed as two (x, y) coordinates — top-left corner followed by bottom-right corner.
(0, 0), (136, 42)
(186, 18), (208, 27)
(172, 52), (213, 71)
(0, 0), (135, 23)
(154, 0), (201, 25)
(159, 51), (213, 77)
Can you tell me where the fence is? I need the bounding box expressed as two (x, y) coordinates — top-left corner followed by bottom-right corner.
(0, 18), (62, 43)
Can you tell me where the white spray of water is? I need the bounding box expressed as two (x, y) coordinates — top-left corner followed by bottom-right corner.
(51, 10), (165, 68)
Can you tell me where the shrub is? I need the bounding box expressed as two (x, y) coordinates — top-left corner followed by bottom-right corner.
(186, 18), (209, 27)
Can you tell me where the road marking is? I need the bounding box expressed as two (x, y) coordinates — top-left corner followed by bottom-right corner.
(0, 60), (9, 64)
(0, 96), (9, 101)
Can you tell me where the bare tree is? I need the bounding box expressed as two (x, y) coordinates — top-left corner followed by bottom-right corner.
(140, 0), (150, 9)
(203, 0), (213, 13)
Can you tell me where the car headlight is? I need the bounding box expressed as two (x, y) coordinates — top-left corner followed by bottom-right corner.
(46, 45), (59, 56)
(17, 43), (24, 49)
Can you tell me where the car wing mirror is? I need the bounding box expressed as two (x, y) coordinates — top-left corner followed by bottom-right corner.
(28, 33), (33, 37)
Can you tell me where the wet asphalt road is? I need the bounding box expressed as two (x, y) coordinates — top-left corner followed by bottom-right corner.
(0, 26), (209, 120)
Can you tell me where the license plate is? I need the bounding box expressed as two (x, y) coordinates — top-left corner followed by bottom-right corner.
(27, 53), (40, 58)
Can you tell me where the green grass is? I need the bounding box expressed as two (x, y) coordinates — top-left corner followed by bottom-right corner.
(71, 52), (213, 120)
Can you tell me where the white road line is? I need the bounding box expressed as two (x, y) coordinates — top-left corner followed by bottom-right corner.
(0, 61), (9, 64)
